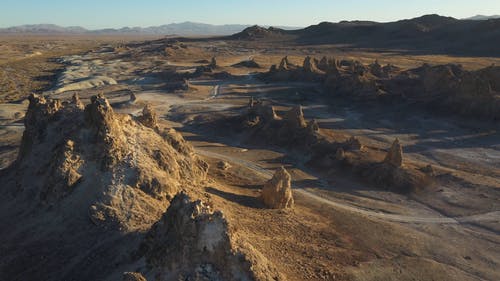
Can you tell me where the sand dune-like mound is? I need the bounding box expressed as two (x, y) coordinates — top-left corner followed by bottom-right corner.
(54, 76), (117, 94)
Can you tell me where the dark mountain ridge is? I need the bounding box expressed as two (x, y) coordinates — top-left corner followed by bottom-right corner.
(231, 14), (500, 56)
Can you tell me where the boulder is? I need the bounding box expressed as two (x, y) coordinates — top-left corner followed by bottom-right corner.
(261, 167), (294, 209)
(217, 161), (231, 171)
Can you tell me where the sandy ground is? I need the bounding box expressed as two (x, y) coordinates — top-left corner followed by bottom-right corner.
(0, 38), (498, 280)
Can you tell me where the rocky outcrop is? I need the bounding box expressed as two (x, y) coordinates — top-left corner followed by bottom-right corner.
(346, 136), (363, 151)
(129, 92), (137, 103)
(137, 104), (158, 130)
(261, 167), (294, 209)
(217, 161), (231, 171)
(284, 105), (307, 129)
(140, 192), (283, 280)
(71, 93), (84, 110)
(161, 128), (194, 156)
(84, 93), (128, 169)
(248, 100), (279, 122)
(303, 56), (321, 74)
(384, 139), (403, 167)
(17, 94), (63, 162)
(307, 119), (320, 133)
(11, 93), (208, 216)
(209, 56), (217, 69)
(123, 272), (147, 281)
(278, 56), (291, 71)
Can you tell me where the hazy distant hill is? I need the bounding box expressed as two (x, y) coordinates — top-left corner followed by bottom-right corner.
(464, 15), (500, 20)
(231, 15), (500, 56)
(0, 22), (299, 36)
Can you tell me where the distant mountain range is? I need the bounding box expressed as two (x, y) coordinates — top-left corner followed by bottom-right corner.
(464, 15), (500, 20)
(0, 22), (300, 36)
(229, 14), (500, 57)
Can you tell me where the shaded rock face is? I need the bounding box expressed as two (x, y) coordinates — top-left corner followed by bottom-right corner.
(137, 105), (158, 130)
(140, 192), (282, 280)
(17, 94), (63, 162)
(84, 93), (128, 169)
(384, 139), (403, 167)
(261, 167), (294, 209)
(40, 139), (83, 202)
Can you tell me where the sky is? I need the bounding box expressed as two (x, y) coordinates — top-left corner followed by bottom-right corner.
(1, 0), (500, 29)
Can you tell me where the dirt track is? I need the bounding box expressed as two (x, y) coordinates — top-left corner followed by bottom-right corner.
(196, 148), (500, 224)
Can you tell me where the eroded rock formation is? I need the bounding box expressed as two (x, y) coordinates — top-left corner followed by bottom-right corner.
(261, 167), (294, 209)
(11, 93), (208, 217)
(284, 105), (307, 129)
(140, 192), (283, 280)
(384, 139), (403, 167)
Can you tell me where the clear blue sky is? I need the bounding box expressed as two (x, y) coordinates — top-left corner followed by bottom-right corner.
(1, 0), (499, 28)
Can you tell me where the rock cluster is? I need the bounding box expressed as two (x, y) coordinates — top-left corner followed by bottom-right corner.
(261, 167), (294, 209)
(247, 99), (279, 122)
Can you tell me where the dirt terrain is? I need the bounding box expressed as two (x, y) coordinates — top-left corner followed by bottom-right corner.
(0, 35), (499, 281)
